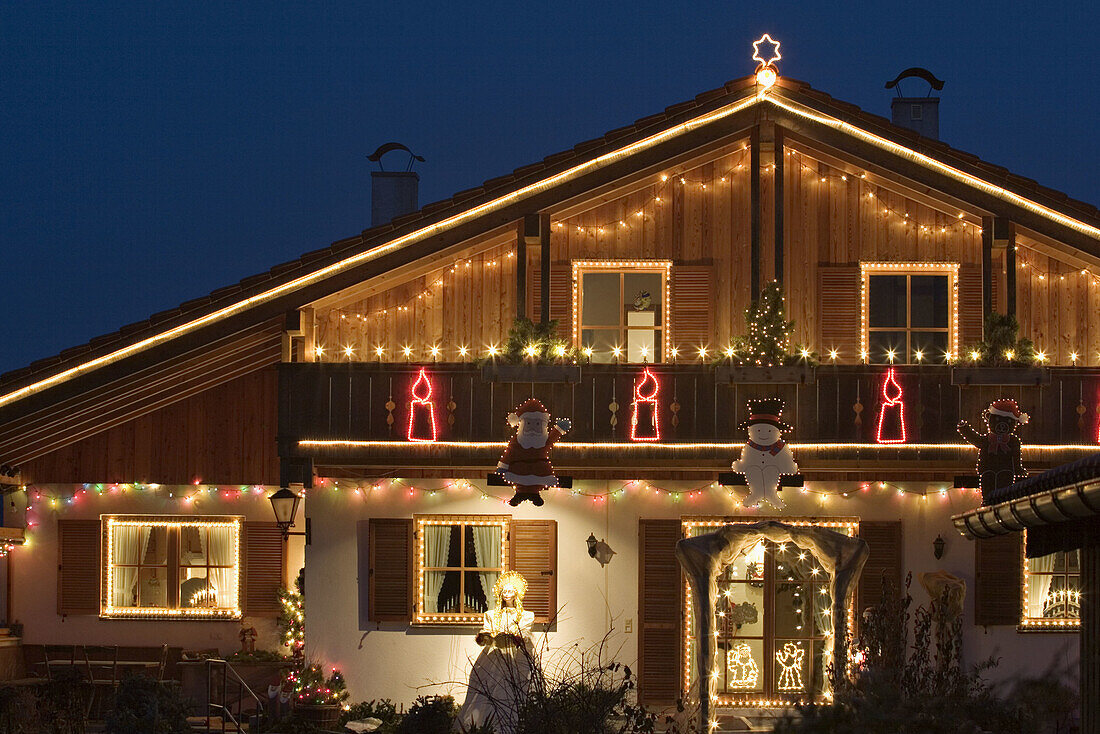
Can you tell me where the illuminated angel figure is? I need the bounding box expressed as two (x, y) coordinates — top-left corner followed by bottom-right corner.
(775, 641), (805, 692)
(726, 643), (759, 689)
(454, 571), (535, 734)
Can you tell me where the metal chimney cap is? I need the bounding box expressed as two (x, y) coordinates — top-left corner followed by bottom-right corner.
(368, 142), (425, 172)
(885, 68), (945, 96)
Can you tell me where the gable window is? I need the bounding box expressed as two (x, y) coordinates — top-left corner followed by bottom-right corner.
(103, 516), (241, 619)
(1022, 537), (1080, 630)
(572, 261), (671, 363)
(861, 263), (958, 364)
(682, 519), (858, 704)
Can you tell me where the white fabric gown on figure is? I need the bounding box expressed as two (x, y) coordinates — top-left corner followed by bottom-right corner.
(454, 607), (535, 734)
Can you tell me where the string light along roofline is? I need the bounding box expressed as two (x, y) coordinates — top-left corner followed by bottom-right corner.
(4, 35), (1099, 410)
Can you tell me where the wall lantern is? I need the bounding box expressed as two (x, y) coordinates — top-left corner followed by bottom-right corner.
(586, 533), (598, 558)
(933, 534), (945, 560)
(269, 484), (310, 543)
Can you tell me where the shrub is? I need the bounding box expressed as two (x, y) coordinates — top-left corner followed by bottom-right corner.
(105, 672), (191, 734)
(341, 698), (400, 731)
(395, 695), (457, 734)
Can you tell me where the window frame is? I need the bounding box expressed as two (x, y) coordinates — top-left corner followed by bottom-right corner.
(860, 262), (959, 364)
(101, 515), (242, 620)
(571, 260), (672, 363)
(680, 517), (859, 706)
(1020, 529), (1080, 631)
(413, 514), (510, 626)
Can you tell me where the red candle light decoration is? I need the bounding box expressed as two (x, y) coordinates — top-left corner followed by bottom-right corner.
(407, 367), (438, 442)
(875, 368), (907, 444)
(630, 366), (661, 441)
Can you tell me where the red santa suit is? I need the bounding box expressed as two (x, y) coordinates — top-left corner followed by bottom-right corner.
(497, 399), (567, 490)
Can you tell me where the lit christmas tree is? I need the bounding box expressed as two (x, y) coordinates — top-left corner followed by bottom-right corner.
(732, 281), (816, 366)
(278, 569), (305, 660)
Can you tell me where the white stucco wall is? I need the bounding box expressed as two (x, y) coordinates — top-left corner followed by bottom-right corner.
(11, 486), (305, 654)
(305, 478), (1078, 707)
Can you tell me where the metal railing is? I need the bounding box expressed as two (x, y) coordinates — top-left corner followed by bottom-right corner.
(203, 658), (264, 733)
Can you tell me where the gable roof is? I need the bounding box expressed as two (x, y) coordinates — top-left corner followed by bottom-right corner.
(4, 73), (1100, 419)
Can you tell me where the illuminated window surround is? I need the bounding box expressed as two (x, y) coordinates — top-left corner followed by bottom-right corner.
(102, 516), (242, 619)
(5, 82), (1100, 410)
(1020, 528), (1080, 631)
(680, 517), (858, 707)
(571, 260), (672, 362)
(413, 515), (510, 626)
(859, 262), (959, 364)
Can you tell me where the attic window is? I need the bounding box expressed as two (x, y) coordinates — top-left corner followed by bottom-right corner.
(861, 263), (958, 364)
(572, 261), (671, 363)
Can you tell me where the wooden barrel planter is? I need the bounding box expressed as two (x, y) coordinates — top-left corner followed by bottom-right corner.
(296, 703), (342, 729)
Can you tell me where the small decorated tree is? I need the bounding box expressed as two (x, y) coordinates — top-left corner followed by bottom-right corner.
(731, 281), (816, 366)
(278, 569), (305, 660)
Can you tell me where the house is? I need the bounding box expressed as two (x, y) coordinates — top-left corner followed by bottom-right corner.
(1, 41), (1098, 715)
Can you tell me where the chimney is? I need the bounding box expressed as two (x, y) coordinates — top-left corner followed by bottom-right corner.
(885, 68), (944, 140)
(367, 143), (425, 227)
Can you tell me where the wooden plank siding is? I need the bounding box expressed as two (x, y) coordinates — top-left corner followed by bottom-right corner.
(21, 368), (279, 485)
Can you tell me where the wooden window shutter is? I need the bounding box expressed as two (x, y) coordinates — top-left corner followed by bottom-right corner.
(529, 263), (572, 339)
(670, 265), (713, 355)
(57, 519), (101, 615)
(509, 520), (557, 624)
(817, 265), (861, 361)
(856, 520), (903, 616)
(958, 263), (984, 347)
(242, 522), (286, 616)
(974, 534), (1022, 626)
(638, 519), (682, 706)
(368, 518), (413, 623)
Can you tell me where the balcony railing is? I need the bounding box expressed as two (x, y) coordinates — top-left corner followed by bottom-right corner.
(279, 363), (1100, 447)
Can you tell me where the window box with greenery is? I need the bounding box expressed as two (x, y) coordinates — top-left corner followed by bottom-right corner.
(480, 318), (581, 382)
(952, 313), (1050, 385)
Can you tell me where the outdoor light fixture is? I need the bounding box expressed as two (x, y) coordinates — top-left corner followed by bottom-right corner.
(933, 534), (945, 560)
(586, 533), (598, 558)
(269, 485), (309, 543)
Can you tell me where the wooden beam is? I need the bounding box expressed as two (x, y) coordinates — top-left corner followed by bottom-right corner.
(774, 125), (785, 285)
(982, 216), (994, 332)
(750, 126), (761, 296)
(995, 218), (1017, 319)
(540, 212), (551, 324)
(517, 217), (534, 320)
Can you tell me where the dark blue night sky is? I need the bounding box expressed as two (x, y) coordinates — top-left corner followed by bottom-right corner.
(3, 1), (1097, 374)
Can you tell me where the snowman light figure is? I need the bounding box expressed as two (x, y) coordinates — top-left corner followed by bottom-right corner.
(733, 398), (797, 509)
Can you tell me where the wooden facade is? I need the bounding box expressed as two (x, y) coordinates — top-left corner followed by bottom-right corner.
(303, 142), (1100, 367)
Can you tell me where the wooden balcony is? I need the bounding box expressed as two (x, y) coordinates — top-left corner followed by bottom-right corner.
(279, 363), (1100, 479)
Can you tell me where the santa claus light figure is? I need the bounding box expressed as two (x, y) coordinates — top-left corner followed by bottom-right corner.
(496, 398), (571, 507)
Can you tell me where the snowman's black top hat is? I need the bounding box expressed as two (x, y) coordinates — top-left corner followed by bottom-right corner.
(739, 397), (793, 433)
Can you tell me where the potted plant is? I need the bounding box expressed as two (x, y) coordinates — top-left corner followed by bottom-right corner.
(287, 663), (348, 729)
(952, 313), (1049, 385)
(480, 317), (581, 382)
(715, 281), (817, 384)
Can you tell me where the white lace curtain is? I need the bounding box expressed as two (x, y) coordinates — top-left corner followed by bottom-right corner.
(1027, 553), (1057, 618)
(112, 526), (152, 607)
(207, 526), (235, 608)
(423, 525), (451, 613)
(471, 526), (501, 611)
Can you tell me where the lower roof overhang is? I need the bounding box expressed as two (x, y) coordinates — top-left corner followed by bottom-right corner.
(953, 479), (1100, 540)
(294, 440), (1096, 482)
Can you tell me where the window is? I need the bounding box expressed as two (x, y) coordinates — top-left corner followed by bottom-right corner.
(1022, 535), (1080, 629)
(683, 519), (857, 704)
(103, 516), (241, 619)
(910, 104), (923, 121)
(572, 261), (671, 363)
(415, 515), (507, 624)
(861, 263), (958, 364)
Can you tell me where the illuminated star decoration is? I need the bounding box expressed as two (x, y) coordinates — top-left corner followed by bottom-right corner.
(751, 34), (781, 91)
(751, 33), (782, 69)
